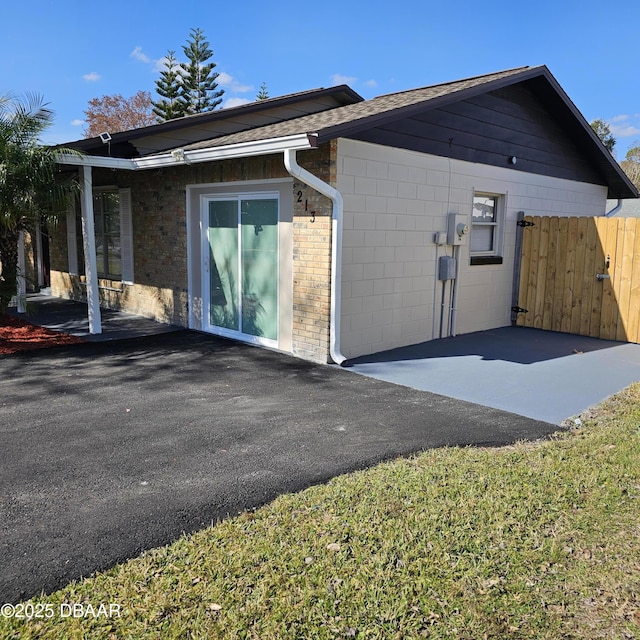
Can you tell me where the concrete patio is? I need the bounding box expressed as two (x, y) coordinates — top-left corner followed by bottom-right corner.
(8, 292), (180, 342)
(347, 327), (640, 424)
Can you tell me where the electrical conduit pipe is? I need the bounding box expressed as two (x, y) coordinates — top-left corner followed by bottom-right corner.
(283, 148), (346, 365)
(450, 244), (461, 337)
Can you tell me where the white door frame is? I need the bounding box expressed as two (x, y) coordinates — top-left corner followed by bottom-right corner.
(200, 191), (280, 348)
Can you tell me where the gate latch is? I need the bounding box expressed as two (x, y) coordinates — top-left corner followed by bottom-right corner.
(516, 219), (535, 228)
(511, 306), (528, 314)
(596, 274), (610, 281)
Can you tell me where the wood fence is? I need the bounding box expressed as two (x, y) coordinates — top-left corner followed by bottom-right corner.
(515, 216), (640, 343)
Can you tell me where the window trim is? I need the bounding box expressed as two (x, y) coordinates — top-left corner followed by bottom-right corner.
(92, 188), (122, 279)
(201, 190), (280, 348)
(66, 204), (78, 276)
(470, 255), (503, 266)
(470, 191), (505, 264)
(70, 187), (133, 284)
(119, 189), (134, 284)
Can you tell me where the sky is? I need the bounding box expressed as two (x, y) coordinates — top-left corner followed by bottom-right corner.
(2, 0), (639, 159)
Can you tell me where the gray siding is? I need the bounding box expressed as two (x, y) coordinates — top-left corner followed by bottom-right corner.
(349, 84), (606, 187)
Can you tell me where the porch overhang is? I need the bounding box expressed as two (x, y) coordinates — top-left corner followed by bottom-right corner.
(54, 132), (320, 337)
(56, 133), (319, 171)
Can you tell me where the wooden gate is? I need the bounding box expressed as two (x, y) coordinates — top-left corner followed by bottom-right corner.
(515, 216), (640, 343)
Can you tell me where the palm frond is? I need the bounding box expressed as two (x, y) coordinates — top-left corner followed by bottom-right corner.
(0, 92), (82, 309)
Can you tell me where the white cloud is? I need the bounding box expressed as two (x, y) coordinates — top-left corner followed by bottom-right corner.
(611, 124), (640, 138)
(331, 73), (357, 86)
(130, 46), (150, 63)
(70, 119), (84, 127)
(609, 114), (640, 138)
(217, 72), (252, 93)
(364, 79), (377, 88)
(154, 55), (172, 72)
(131, 46), (173, 74)
(224, 97), (251, 109)
(83, 72), (100, 82)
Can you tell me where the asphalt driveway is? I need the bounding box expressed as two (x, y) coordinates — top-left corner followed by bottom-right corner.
(1, 331), (560, 603)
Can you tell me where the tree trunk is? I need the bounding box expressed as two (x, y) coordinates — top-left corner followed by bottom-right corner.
(0, 227), (20, 313)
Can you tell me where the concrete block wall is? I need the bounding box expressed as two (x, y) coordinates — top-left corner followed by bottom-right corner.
(336, 138), (608, 359)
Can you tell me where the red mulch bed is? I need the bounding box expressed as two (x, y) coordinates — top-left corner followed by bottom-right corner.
(0, 313), (85, 355)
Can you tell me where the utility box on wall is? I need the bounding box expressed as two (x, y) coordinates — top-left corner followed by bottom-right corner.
(447, 213), (469, 245)
(438, 255), (457, 281)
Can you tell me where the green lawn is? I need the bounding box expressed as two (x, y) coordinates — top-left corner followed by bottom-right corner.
(3, 385), (640, 639)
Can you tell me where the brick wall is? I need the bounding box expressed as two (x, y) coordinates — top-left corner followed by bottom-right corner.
(50, 164), (192, 326)
(50, 145), (336, 362)
(291, 144), (334, 361)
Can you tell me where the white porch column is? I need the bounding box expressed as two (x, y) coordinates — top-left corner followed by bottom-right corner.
(35, 221), (45, 288)
(16, 230), (26, 313)
(79, 165), (102, 334)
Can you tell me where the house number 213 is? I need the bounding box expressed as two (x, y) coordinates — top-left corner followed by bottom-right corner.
(297, 190), (315, 222)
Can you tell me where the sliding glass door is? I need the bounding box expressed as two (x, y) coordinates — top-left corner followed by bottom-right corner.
(205, 195), (278, 343)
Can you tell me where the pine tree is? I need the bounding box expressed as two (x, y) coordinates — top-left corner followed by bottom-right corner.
(179, 28), (224, 114)
(590, 119), (616, 154)
(152, 51), (187, 121)
(256, 82), (269, 101)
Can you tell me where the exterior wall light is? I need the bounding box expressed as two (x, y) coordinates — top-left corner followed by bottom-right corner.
(171, 149), (186, 163)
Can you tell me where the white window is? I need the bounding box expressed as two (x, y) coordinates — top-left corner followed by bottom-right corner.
(93, 190), (122, 279)
(470, 193), (503, 264)
(67, 188), (133, 283)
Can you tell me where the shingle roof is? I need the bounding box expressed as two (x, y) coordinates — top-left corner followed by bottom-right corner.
(63, 84), (363, 153)
(178, 66), (532, 152)
(170, 64), (636, 200)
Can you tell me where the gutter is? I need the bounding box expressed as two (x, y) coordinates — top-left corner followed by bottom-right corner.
(56, 154), (136, 170)
(283, 148), (346, 366)
(56, 133), (317, 170)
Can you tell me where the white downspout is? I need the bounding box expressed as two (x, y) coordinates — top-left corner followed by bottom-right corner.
(283, 148), (346, 365)
(79, 165), (102, 334)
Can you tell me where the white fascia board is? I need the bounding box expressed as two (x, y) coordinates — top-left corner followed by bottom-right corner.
(56, 153), (136, 170)
(56, 133), (317, 171)
(135, 133), (318, 169)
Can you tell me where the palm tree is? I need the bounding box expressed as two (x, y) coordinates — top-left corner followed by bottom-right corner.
(0, 94), (78, 311)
